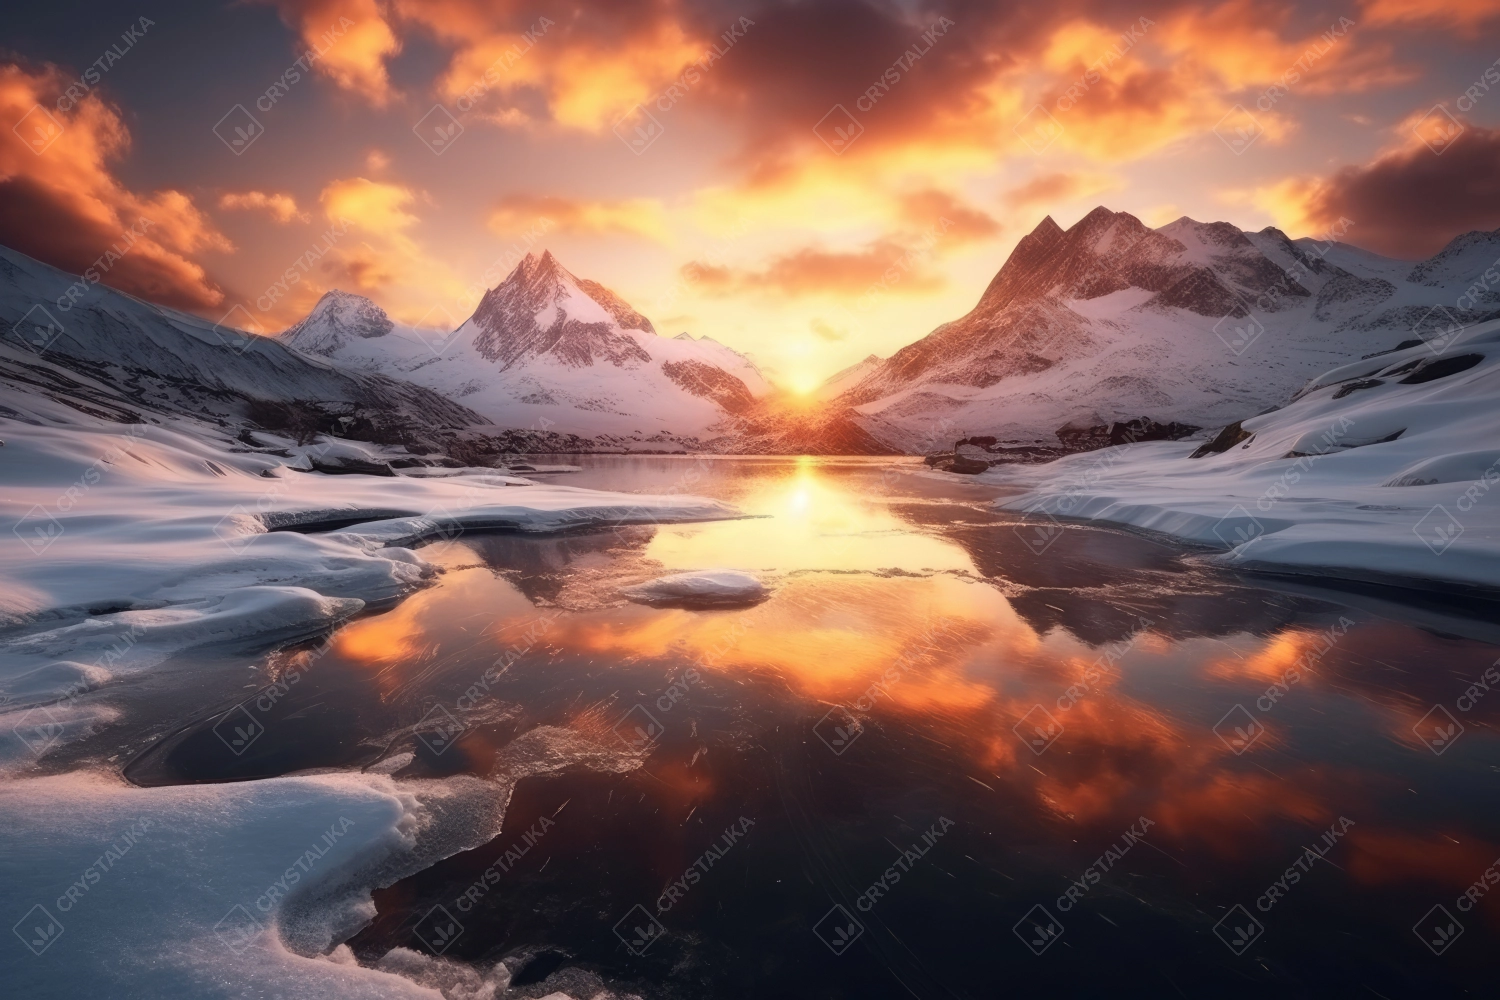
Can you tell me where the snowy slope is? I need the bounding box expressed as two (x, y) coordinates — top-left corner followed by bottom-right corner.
(976, 318), (1500, 592)
(0, 245), (481, 432)
(838, 208), (1500, 450)
(279, 252), (770, 447)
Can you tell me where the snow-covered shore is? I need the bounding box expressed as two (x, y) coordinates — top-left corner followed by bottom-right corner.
(0, 727), (646, 999)
(977, 319), (1500, 593)
(0, 389), (742, 762)
(0, 391), (736, 996)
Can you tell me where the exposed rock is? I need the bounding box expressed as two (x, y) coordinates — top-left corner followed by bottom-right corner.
(1397, 353), (1485, 384)
(661, 359), (756, 414)
(1190, 421), (1254, 458)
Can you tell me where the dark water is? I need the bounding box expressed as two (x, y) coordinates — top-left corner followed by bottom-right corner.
(120, 457), (1500, 998)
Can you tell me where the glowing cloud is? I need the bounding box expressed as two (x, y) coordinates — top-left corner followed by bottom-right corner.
(0, 62), (229, 310)
(219, 191), (310, 224)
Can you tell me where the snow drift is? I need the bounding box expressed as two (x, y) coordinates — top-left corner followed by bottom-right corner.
(979, 317), (1500, 592)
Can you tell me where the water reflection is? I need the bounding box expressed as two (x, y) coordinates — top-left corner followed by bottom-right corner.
(118, 457), (1500, 996)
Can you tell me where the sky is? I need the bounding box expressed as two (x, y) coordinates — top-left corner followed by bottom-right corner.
(3, 0), (1500, 393)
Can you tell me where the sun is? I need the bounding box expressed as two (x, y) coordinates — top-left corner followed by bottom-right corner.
(785, 372), (821, 396)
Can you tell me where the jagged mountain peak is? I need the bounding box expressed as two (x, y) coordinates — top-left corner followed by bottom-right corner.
(279, 290), (394, 355)
(1030, 215), (1064, 243)
(465, 250), (654, 370)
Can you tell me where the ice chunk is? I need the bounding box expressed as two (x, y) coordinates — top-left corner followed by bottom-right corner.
(622, 569), (769, 608)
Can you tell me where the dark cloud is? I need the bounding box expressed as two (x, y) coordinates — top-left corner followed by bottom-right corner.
(1295, 123), (1500, 258)
(0, 64), (228, 310)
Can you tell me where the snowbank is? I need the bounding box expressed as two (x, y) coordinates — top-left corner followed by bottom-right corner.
(0, 725), (646, 999)
(622, 569), (770, 608)
(0, 390), (742, 761)
(0, 770), (436, 999)
(978, 318), (1500, 592)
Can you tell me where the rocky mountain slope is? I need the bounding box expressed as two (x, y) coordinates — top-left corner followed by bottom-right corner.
(279, 251), (773, 450)
(835, 207), (1500, 451)
(0, 245), (484, 449)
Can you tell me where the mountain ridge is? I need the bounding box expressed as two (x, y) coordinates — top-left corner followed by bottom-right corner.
(831, 207), (1500, 450)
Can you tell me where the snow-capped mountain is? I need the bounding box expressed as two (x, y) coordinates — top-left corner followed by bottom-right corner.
(0, 244), (481, 434)
(279, 251), (771, 447)
(277, 289), (393, 354)
(835, 207), (1500, 450)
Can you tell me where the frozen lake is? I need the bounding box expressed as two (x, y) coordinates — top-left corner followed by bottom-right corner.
(42, 457), (1500, 997)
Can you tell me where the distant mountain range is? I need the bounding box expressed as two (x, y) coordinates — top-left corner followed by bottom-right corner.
(834, 207), (1500, 450)
(277, 251), (774, 450)
(0, 245), (480, 448)
(4, 209), (1499, 459)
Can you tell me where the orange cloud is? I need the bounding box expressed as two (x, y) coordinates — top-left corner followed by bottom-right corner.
(262, 0), (401, 105)
(685, 237), (947, 299)
(1003, 172), (1123, 209)
(0, 62), (228, 309)
(396, 0), (709, 132)
(1017, 3), (1407, 162)
(1362, 0), (1500, 32)
(896, 189), (1001, 245)
(488, 194), (668, 241)
(311, 175), (470, 325)
(219, 190), (309, 224)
